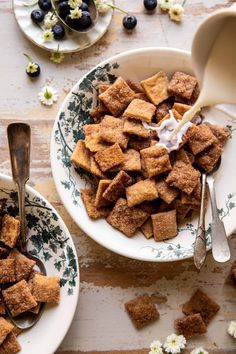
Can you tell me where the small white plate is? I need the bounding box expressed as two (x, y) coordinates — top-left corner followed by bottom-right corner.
(13, 0), (113, 53)
(0, 173), (79, 354)
(51, 47), (236, 262)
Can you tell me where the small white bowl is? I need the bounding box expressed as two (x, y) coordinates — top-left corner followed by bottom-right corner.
(51, 47), (236, 262)
(0, 173), (79, 354)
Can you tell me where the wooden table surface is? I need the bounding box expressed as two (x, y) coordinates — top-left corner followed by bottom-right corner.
(1, 0), (236, 353)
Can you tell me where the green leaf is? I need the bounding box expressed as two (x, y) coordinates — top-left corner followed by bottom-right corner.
(229, 202), (235, 210)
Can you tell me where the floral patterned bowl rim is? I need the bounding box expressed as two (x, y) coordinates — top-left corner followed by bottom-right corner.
(50, 47), (236, 262)
(13, 0), (114, 53)
(0, 172), (79, 354)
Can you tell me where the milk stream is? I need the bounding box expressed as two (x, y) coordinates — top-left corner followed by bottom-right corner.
(175, 18), (236, 132)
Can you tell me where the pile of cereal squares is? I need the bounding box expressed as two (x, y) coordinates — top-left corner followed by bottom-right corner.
(0, 200), (60, 353)
(71, 71), (229, 241)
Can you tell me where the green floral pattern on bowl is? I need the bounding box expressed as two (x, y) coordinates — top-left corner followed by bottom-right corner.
(51, 48), (236, 262)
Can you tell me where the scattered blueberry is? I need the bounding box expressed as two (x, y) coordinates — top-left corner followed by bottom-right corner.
(143, 0), (157, 11)
(31, 9), (45, 23)
(52, 24), (65, 39)
(26, 63), (41, 78)
(80, 2), (89, 11)
(83, 0), (90, 4)
(123, 14), (137, 30)
(65, 14), (78, 29)
(58, 1), (70, 18)
(77, 11), (92, 29)
(38, 0), (52, 12)
(57, 0), (68, 3)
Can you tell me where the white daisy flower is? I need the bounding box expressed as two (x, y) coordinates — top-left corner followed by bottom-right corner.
(42, 28), (54, 42)
(158, 0), (173, 11)
(163, 334), (186, 354)
(95, 0), (110, 14)
(169, 4), (184, 22)
(26, 62), (38, 74)
(149, 339), (163, 354)
(50, 49), (65, 63)
(190, 347), (209, 354)
(44, 11), (58, 28)
(228, 320), (236, 339)
(68, 0), (82, 9)
(70, 7), (82, 19)
(38, 86), (58, 106)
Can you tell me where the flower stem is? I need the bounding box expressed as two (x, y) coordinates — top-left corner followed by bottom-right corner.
(50, 9), (56, 20)
(23, 53), (33, 63)
(182, 0), (187, 6)
(108, 3), (128, 15)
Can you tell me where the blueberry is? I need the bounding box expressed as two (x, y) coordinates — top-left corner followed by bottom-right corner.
(77, 11), (92, 29)
(65, 14), (78, 29)
(57, 0), (67, 3)
(143, 0), (157, 11)
(80, 2), (89, 11)
(26, 63), (40, 78)
(52, 24), (65, 39)
(58, 1), (70, 19)
(38, 0), (52, 12)
(123, 14), (137, 30)
(83, 0), (90, 4)
(31, 9), (45, 23)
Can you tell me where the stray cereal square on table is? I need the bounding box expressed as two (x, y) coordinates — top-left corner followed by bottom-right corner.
(175, 313), (207, 338)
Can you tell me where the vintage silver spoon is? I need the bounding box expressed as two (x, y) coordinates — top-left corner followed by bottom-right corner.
(7, 122), (46, 329)
(194, 172), (207, 270)
(207, 157), (231, 263)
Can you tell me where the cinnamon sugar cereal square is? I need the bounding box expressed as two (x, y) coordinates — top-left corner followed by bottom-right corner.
(140, 218), (153, 239)
(128, 137), (151, 151)
(71, 140), (104, 178)
(99, 115), (129, 149)
(180, 178), (201, 208)
(0, 259), (15, 283)
(156, 99), (174, 122)
(30, 274), (60, 304)
(156, 179), (179, 204)
(172, 102), (192, 116)
(166, 161), (200, 195)
(175, 314), (207, 338)
(0, 333), (21, 354)
(123, 99), (156, 123)
(0, 215), (20, 248)
(95, 180), (111, 208)
(140, 145), (172, 178)
(8, 249), (36, 282)
(90, 107), (105, 123)
(195, 143), (223, 173)
(81, 189), (111, 219)
(205, 123), (229, 147)
(84, 124), (110, 152)
(126, 80), (144, 93)
(126, 179), (158, 207)
(103, 171), (132, 203)
(173, 200), (192, 222)
(182, 289), (220, 325)
(168, 72), (197, 100)
(0, 317), (14, 345)
(2, 280), (37, 317)
(107, 198), (148, 237)
(71, 140), (91, 172)
(125, 294), (159, 329)
(95, 143), (124, 172)
(134, 92), (150, 102)
(175, 148), (193, 165)
(118, 149), (141, 172)
(152, 210), (177, 241)
(99, 77), (135, 116)
(123, 118), (149, 138)
(98, 84), (110, 112)
(188, 124), (218, 155)
(141, 71), (169, 105)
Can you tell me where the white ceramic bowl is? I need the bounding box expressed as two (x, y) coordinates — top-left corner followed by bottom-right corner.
(0, 173), (79, 354)
(51, 47), (236, 262)
(13, 0), (113, 53)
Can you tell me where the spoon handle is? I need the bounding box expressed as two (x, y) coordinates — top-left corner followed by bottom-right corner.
(7, 123), (31, 248)
(207, 175), (231, 263)
(194, 173), (207, 270)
